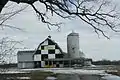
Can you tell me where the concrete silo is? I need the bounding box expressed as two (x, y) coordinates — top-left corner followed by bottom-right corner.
(67, 32), (80, 58)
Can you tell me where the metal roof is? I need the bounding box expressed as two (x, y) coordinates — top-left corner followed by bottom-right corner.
(67, 32), (79, 36)
(17, 50), (35, 54)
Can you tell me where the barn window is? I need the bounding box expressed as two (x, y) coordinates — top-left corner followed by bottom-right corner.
(55, 54), (63, 58)
(41, 54), (48, 60)
(36, 50), (41, 54)
(48, 50), (55, 54)
(41, 46), (44, 50)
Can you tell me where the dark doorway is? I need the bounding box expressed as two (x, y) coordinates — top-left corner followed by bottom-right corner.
(34, 61), (41, 68)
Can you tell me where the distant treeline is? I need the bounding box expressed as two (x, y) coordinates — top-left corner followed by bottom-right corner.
(0, 60), (120, 68)
(93, 60), (120, 65)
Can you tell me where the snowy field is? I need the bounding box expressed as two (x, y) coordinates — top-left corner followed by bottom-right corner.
(22, 68), (106, 75)
(22, 68), (120, 80)
(0, 68), (120, 80)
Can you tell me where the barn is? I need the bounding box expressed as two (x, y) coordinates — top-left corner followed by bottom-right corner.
(34, 36), (65, 68)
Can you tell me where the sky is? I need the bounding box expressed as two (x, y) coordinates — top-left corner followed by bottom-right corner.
(1, 0), (120, 62)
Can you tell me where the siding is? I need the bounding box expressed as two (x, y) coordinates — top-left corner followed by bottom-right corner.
(17, 51), (35, 62)
(18, 62), (34, 68)
(17, 50), (35, 68)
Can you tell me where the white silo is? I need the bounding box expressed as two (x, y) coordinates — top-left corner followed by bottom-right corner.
(67, 31), (80, 58)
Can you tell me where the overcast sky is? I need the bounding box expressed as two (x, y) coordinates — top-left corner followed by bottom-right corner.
(1, 0), (120, 62)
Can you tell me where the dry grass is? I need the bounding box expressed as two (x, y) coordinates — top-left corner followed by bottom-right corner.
(31, 71), (56, 80)
(105, 65), (120, 76)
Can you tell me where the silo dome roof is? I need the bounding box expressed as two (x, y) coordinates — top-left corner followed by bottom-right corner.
(68, 32), (79, 36)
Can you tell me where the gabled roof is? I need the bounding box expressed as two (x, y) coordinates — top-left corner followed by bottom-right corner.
(17, 50), (35, 53)
(17, 50), (35, 55)
(37, 37), (63, 53)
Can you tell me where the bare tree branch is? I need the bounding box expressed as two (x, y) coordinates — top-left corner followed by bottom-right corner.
(0, 5), (28, 31)
(0, 0), (120, 38)
(0, 3), (27, 66)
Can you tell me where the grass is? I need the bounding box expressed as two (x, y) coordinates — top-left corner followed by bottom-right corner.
(31, 71), (56, 80)
(105, 65), (120, 76)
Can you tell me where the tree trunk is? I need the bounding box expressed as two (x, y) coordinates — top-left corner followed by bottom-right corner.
(0, 0), (8, 13)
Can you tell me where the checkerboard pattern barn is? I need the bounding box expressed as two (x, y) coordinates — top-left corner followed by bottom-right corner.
(34, 37), (64, 67)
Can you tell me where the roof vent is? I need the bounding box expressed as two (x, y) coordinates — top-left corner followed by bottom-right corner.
(48, 35), (51, 38)
(72, 30), (75, 33)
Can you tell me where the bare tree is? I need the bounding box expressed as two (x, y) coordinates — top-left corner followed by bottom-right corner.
(0, 0), (120, 38)
(0, 37), (24, 73)
(0, 3), (27, 66)
(0, 37), (22, 64)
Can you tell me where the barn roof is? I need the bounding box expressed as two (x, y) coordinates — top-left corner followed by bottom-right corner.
(37, 36), (63, 53)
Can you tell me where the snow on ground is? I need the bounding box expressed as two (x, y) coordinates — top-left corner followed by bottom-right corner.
(0, 68), (28, 74)
(1, 68), (120, 80)
(6, 77), (30, 79)
(22, 68), (106, 75)
(102, 74), (120, 80)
